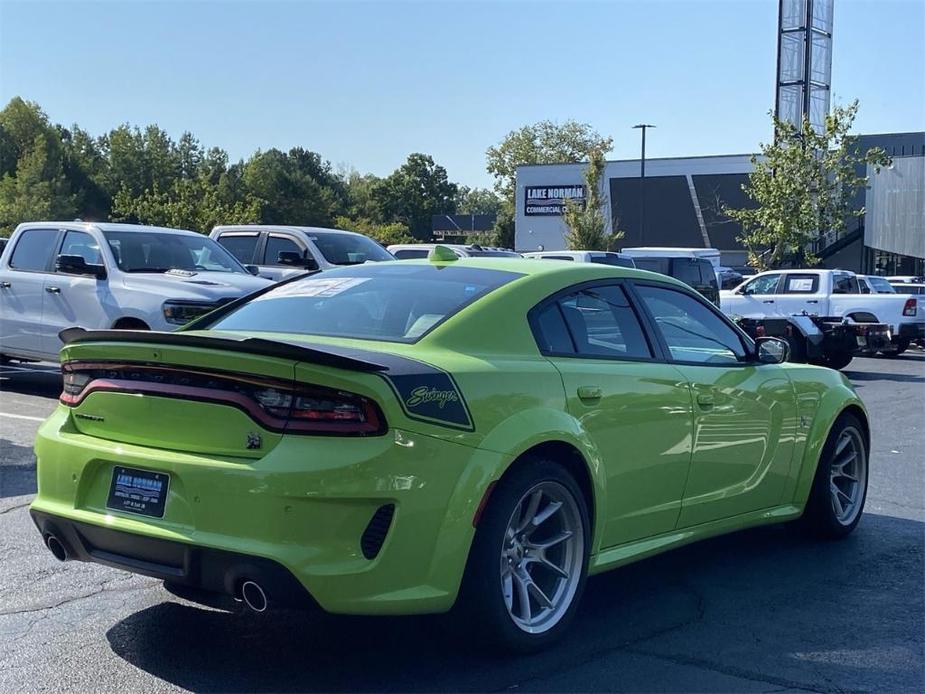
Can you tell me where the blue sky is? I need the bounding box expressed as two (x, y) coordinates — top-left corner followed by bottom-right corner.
(1, 0), (922, 188)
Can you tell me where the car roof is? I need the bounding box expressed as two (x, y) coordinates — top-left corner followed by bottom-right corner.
(213, 225), (360, 236)
(15, 221), (201, 236)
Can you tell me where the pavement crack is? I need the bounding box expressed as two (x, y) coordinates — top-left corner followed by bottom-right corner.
(0, 576), (151, 617)
(0, 499), (32, 515)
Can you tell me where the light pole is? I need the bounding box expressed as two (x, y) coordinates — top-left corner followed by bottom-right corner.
(633, 124), (655, 242)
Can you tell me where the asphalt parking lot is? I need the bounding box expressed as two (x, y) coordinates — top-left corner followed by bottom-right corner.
(1, 354), (923, 693)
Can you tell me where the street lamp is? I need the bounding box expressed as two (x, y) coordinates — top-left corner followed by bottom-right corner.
(632, 124), (655, 241)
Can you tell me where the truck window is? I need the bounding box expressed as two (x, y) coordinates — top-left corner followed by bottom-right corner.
(59, 230), (102, 266)
(697, 260), (718, 288)
(393, 249), (429, 259)
(833, 273), (859, 294)
(9, 229), (58, 271)
(632, 258), (669, 275)
(264, 235), (305, 265)
(782, 274), (819, 293)
(673, 259), (701, 286)
(542, 255), (576, 262)
(217, 233), (259, 263)
(742, 274), (782, 295)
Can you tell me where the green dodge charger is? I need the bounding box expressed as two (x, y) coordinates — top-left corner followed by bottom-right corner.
(30, 251), (869, 651)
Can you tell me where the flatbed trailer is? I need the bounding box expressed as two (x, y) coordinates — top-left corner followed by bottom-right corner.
(734, 314), (892, 370)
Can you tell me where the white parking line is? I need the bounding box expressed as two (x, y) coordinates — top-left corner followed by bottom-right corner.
(0, 412), (46, 422)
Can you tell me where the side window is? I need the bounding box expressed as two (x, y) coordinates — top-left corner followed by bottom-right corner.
(554, 285), (651, 359)
(541, 255), (575, 261)
(531, 303), (575, 354)
(637, 285), (746, 365)
(673, 259), (701, 286)
(832, 273), (859, 294)
(393, 249), (429, 259)
(742, 273), (781, 295)
(217, 233), (259, 263)
(782, 273), (819, 294)
(698, 260), (718, 288)
(58, 230), (102, 267)
(264, 235), (304, 265)
(8, 229), (58, 271)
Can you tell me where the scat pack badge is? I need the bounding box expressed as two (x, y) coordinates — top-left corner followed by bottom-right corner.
(405, 386), (460, 410)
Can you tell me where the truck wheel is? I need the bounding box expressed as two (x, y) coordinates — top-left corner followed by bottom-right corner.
(813, 352), (853, 370)
(455, 459), (590, 653)
(801, 412), (869, 539)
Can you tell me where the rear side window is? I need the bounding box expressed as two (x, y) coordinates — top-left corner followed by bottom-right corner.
(217, 234), (259, 263)
(532, 284), (651, 359)
(209, 264), (522, 342)
(832, 273), (860, 294)
(264, 235), (305, 265)
(782, 274), (819, 293)
(9, 229), (57, 271)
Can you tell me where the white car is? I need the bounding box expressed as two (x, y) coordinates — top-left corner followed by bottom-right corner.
(858, 275), (897, 294)
(521, 250), (635, 267)
(211, 225), (394, 280)
(387, 243), (520, 259)
(722, 269), (925, 353)
(0, 222), (272, 363)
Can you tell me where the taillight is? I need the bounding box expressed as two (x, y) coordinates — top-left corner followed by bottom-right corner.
(253, 387), (383, 434)
(61, 371), (91, 400)
(903, 298), (917, 317)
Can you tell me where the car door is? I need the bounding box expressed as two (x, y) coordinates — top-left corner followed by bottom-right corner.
(0, 228), (59, 358)
(532, 282), (694, 548)
(41, 229), (117, 356)
(775, 272), (824, 315)
(722, 272), (784, 318)
(259, 233), (315, 280)
(633, 283), (797, 526)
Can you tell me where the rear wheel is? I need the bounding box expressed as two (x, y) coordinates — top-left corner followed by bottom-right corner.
(801, 413), (869, 538)
(112, 318), (150, 331)
(455, 459), (590, 653)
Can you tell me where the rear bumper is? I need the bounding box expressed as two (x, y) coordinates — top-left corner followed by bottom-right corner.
(31, 406), (506, 615)
(31, 510), (316, 609)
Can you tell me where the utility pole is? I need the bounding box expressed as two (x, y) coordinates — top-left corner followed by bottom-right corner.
(633, 124), (655, 241)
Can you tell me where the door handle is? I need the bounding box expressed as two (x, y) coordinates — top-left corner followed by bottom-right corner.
(45, 286), (61, 294)
(0, 281), (10, 289)
(762, 300), (775, 304)
(806, 300), (819, 304)
(696, 393), (714, 408)
(577, 385), (603, 402)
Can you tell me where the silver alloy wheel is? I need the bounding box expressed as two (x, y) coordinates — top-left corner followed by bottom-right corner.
(829, 425), (867, 526)
(500, 481), (584, 634)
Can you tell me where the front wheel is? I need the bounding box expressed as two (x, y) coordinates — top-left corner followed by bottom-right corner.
(801, 413), (869, 538)
(455, 459), (590, 653)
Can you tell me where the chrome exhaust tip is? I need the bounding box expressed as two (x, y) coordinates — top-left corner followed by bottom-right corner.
(240, 580), (268, 613)
(45, 534), (69, 562)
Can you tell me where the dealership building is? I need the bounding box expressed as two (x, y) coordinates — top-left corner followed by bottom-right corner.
(514, 131), (924, 275)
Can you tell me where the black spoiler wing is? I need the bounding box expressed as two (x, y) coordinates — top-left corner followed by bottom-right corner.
(58, 328), (389, 373)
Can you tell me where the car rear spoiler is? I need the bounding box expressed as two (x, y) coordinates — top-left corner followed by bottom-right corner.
(58, 327), (389, 373)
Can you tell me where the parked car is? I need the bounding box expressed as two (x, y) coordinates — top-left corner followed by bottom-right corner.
(521, 250), (636, 268)
(0, 222), (272, 363)
(387, 243), (520, 259)
(31, 253), (868, 652)
(722, 269), (925, 355)
(886, 276), (925, 284)
(858, 275), (896, 294)
(715, 265), (745, 290)
(620, 248), (720, 305)
(0, 237), (8, 256)
(888, 282), (925, 295)
(211, 225), (394, 280)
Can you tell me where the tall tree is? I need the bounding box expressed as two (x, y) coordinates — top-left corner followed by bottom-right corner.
(562, 145), (623, 251)
(242, 148), (343, 226)
(486, 120), (612, 204)
(455, 186), (503, 215)
(0, 133), (76, 230)
(372, 153), (458, 240)
(724, 101), (890, 269)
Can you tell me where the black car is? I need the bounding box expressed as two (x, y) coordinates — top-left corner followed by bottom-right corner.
(629, 256), (720, 305)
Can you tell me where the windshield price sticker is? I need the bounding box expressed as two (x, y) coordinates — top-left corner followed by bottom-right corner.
(257, 277), (370, 300)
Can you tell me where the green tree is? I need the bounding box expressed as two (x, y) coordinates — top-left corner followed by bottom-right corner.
(334, 215), (412, 246)
(0, 133), (76, 232)
(486, 120), (612, 204)
(455, 186), (503, 215)
(372, 153), (457, 240)
(242, 148), (343, 226)
(724, 101), (891, 269)
(562, 145), (623, 251)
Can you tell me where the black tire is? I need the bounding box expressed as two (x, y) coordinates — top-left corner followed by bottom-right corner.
(454, 458), (591, 653)
(112, 318), (150, 331)
(801, 412), (869, 539)
(814, 351), (853, 370)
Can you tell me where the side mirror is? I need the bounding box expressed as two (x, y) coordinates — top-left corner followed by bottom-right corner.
(244, 264), (260, 276)
(277, 251), (319, 271)
(56, 254), (106, 279)
(755, 337), (790, 364)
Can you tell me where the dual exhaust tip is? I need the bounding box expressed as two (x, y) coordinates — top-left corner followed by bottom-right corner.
(43, 533), (270, 614)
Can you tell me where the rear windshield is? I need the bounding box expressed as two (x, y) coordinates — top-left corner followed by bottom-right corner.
(208, 264), (522, 342)
(309, 231), (394, 265)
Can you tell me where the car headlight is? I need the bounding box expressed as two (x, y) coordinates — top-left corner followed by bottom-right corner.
(162, 300), (218, 325)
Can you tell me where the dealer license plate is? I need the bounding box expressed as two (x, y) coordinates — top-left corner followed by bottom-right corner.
(106, 466), (170, 518)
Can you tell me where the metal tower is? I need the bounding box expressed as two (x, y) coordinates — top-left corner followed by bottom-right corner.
(775, 0), (834, 133)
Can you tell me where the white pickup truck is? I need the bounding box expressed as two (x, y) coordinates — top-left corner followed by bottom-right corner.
(0, 222), (272, 363)
(722, 269), (925, 355)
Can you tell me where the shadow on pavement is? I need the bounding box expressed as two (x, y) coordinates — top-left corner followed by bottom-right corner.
(0, 364), (62, 399)
(0, 441), (37, 499)
(845, 369), (925, 383)
(106, 513), (924, 693)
